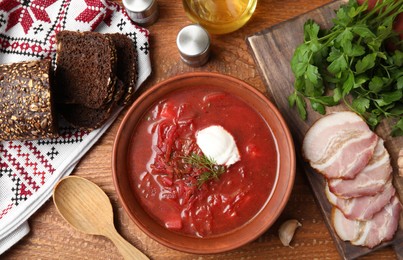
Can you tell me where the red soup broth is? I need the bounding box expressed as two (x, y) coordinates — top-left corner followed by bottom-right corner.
(128, 85), (278, 238)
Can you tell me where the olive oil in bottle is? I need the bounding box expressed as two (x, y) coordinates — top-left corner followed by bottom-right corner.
(182, 0), (257, 34)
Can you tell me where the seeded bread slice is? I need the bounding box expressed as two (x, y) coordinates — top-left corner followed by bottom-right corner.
(55, 31), (117, 109)
(0, 60), (58, 141)
(107, 33), (138, 105)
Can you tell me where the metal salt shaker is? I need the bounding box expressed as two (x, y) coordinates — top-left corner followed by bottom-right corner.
(122, 0), (159, 26)
(176, 24), (211, 67)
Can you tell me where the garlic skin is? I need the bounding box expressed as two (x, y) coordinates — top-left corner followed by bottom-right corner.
(278, 219), (302, 247)
(398, 149), (403, 176)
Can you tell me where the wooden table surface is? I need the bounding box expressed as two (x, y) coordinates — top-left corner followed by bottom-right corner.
(3, 0), (399, 259)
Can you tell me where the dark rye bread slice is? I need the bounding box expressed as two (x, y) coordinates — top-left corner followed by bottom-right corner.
(55, 31), (117, 109)
(57, 32), (138, 130)
(59, 103), (116, 130)
(107, 33), (138, 106)
(0, 60), (58, 141)
(59, 79), (125, 129)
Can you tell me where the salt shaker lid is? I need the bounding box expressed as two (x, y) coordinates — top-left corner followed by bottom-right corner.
(122, 0), (159, 26)
(176, 24), (210, 67)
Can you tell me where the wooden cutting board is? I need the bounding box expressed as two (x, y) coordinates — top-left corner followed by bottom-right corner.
(246, 1), (403, 259)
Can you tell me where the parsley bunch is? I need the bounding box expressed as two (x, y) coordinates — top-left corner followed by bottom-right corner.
(289, 0), (403, 135)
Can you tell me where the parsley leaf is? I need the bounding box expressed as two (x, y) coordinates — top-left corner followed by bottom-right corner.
(289, 0), (403, 135)
(355, 53), (377, 73)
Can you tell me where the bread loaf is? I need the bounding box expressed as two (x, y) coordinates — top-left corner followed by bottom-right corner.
(0, 60), (58, 141)
(0, 31), (139, 139)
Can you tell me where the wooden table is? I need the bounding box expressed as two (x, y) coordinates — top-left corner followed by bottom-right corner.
(3, 0), (398, 259)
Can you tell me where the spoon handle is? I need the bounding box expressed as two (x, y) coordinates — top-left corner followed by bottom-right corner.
(105, 227), (149, 260)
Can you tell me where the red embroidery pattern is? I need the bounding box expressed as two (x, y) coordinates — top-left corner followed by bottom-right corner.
(76, 0), (113, 30)
(19, 183), (33, 198)
(24, 142), (56, 185)
(25, 142), (55, 173)
(0, 0), (57, 34)
(0, 204), (14, 220)
(0, 38), (43, 54)
(1, 143), (40, 192)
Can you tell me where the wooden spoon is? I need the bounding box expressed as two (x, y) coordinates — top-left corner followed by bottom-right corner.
(53, 176), (149, 260)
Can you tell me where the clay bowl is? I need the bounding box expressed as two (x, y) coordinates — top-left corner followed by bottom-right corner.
(112, 72), (296, 254)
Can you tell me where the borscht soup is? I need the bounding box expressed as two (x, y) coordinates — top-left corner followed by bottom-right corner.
(128, 85), (278, 238)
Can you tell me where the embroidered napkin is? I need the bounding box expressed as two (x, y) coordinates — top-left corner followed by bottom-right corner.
(0, 0), (151, 254)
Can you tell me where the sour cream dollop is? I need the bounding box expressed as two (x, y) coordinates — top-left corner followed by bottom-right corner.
(196, 125), (240, 166)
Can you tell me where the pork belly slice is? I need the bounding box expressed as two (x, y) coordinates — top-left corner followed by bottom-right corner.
(326, 181), (395, 220)
(328, 138), (392, 198)
(332, 196), (401, 248)
(302, 112), (378, 179)
(332, 206), (362, 242)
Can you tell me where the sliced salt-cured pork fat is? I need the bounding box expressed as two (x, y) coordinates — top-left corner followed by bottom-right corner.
(332, 206), (363, 242)
(332, 196), (401, 248)
(302, 112), (378, 179)
(352, 196), (401, 248)
(325, 181), (395, 221)
(328, 138), (392, 198)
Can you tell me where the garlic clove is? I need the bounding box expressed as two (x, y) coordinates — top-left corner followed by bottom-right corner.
(278, 219), (302, 247)
(398, 149), (403, 176)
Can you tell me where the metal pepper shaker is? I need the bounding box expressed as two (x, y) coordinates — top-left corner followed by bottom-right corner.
(122, 0), (159, 26)
(176, 24), (211, 67)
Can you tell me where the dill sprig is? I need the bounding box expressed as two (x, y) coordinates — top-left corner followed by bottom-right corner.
(182, 153), (227, 187)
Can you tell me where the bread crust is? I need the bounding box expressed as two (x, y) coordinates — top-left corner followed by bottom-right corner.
(107, 33), (138, 106)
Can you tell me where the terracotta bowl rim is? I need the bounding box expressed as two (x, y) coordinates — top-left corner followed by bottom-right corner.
(112, 71), (296, 254)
